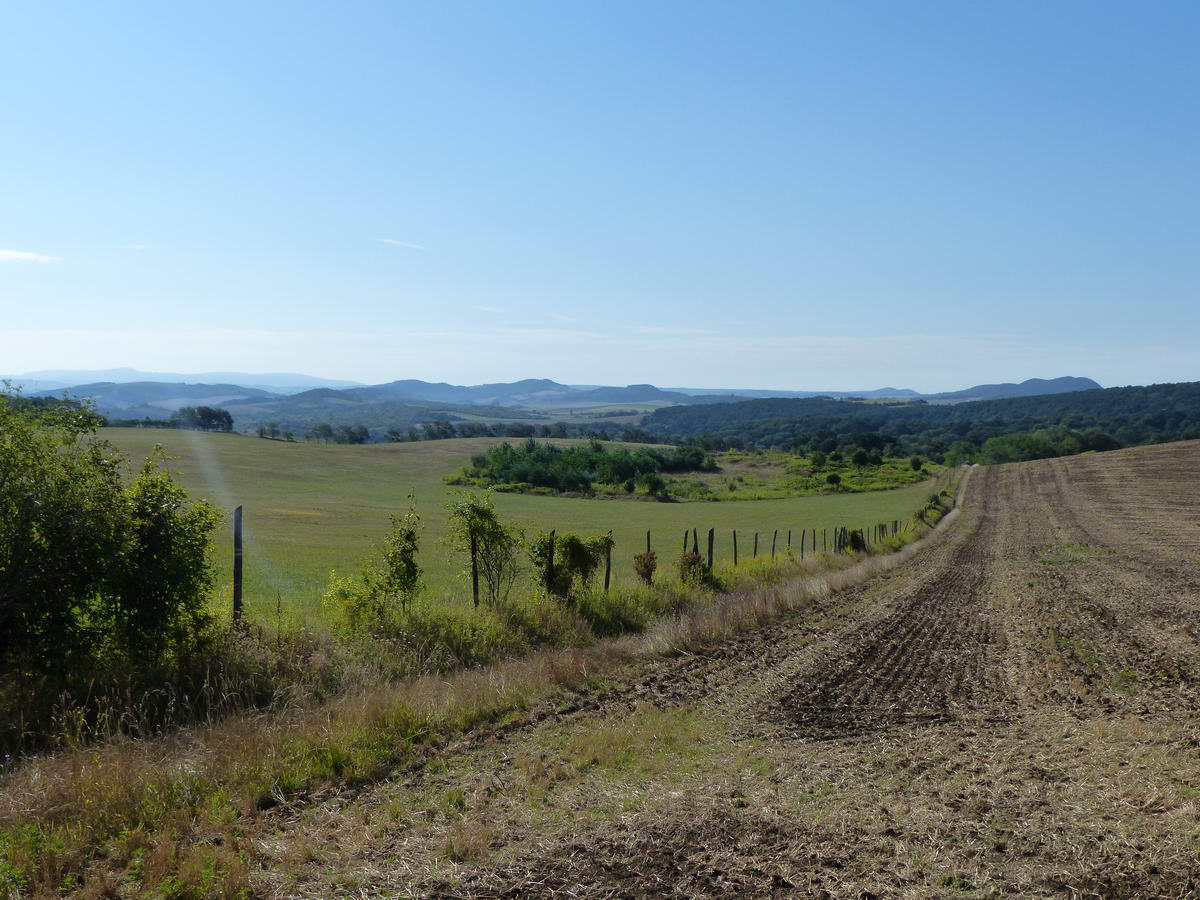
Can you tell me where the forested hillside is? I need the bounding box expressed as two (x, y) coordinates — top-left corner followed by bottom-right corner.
(645, 381), (1200, 463)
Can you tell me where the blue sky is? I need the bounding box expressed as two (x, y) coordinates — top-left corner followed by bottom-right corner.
(2, 1), (1197, 391)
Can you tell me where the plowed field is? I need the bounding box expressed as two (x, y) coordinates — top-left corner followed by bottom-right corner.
(259, 443), (1200, 898)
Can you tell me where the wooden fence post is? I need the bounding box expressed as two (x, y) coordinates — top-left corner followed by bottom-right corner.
(233, 505), (243, 626)
(682, 530), (688, 552)
(771, 529), (778, 559)
(733, 530), (739, 566)
(646, 529), (651, 554)
(787, 529), (792, 551)
(753, 532), (759, 557)
(471, 532), (480, 607)
(707, 527), (714, 570)
(604, 530), (612, 592)
(692, 528), (699, 555)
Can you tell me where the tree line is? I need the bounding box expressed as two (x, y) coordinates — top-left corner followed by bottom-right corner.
(103, 405), (234, 431)
(643, 381), (1200, 463)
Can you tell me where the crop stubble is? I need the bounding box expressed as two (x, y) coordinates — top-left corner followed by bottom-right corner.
(259, 443), (1200, 898)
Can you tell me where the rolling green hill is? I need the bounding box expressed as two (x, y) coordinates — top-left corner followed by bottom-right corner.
(102, 429), (939, 624)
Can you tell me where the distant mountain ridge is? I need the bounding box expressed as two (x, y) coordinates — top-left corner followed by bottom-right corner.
(926, 376), (1101, 401)
(663, 386), (921, 399)
(25, 373), (1104, 431)
(663, 378), (1101, 401)
(32, 381), (281, 419)
(7, 368), (363, 394)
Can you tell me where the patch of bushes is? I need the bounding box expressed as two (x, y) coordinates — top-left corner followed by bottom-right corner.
(450, 437), (715, 496)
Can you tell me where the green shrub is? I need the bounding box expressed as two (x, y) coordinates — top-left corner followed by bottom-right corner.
(498, 591), (589, 648)
(677, 550), (707, 586)
(529, 530), (613, 602)
(574, 587), (652, 637)
(323, 501), (424, 638)
(633, 550), (657, 585)
(445, 490), (523, 606)
(0, 391), (218, 697)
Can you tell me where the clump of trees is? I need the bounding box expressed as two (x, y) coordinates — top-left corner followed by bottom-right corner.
(105, 406), (235, 431)
(452, 438), (716, 495)
(1, 392), (219, 747)
(977, 427), (1119, 464)
(256, 422), (296, 441)
(308, 423), (370, 444)
(170, 406), (233, 432)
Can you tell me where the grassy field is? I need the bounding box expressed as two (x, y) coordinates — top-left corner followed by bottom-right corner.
(102, 429), (939, 624)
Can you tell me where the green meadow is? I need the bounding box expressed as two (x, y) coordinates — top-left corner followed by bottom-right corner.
(103, 428), (938, 625)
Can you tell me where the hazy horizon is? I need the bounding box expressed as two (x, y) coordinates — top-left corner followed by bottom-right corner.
(3, 365), (1113, 398)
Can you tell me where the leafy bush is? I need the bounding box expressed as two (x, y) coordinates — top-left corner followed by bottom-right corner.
(0, 392), (222, 753)
(445, 491), (523, 606)
(677, 550), (707, 586)
(633, 550), (657, 585)
(0, 394), (218, 680)
(529, 530), (614, 601)
(324, 501), (423, 636)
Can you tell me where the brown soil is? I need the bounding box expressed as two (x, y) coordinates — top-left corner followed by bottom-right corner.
(256, 443), (1200, 899)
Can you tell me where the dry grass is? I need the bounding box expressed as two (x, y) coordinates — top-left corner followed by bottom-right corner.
(0, 482), (964, 896)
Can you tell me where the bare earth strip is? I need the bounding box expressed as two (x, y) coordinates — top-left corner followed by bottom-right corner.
(256, 444), (1200, 899)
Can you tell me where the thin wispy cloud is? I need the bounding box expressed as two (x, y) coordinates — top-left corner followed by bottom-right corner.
(473, 305), (504, 314)
(0, 248), (57, 263)
(124, 243), (150, 251)
(631, 325), (719, 336)
(549, 313), (575, 323)
(378, 238), (427, 250)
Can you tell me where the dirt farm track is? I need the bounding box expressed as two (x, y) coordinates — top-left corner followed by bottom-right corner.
(261, 443), (1200, 898)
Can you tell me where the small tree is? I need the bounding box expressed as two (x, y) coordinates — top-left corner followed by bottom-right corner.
(909, 455), (923, 471)
(446, 491), (522, 606)
(374, 502), (422, 607)
(529, 530), (613, 601)
(633, 550), (657, 585)
(826, 472), (842, 489)
(325, 499), (422, 635)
